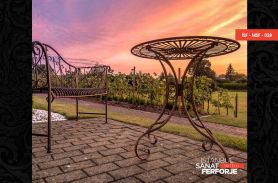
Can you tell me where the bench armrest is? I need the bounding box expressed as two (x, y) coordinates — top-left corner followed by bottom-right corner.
(32, 41), (78, 89)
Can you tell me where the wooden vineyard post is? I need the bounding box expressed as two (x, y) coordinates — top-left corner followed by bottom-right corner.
(218, 93), (220, 114)
(235, 93), (238, 118)
(132, 66), (136, 103)
(207, 99), (210, 114)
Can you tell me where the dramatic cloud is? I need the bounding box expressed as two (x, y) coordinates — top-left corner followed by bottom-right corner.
(33, 0), (247, 74)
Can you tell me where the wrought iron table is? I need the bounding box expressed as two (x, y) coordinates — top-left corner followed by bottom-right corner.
(131, 36), (240, 161)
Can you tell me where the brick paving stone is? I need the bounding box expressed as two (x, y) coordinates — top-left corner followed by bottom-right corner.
(72, 173), (114, 183)
(99, 147), (126, 156)
(164, 162), (194, 174)
(79, 135), (101, 141)
(159, 142), (183, 150)
(236, 153), (247, 160)
(164, 171), (200, 183)
(112, 138), (133, 144)
(231, 156), (247, 163)
(186, 157), (202, 166)
(94, 154), (124, 165)
(109, 165), (144, 180)
(33, 155), (53, 164)
(163, 148), (184, 156)
(121, 144), (136, 151)
(60, 160), (95, 172)
(84, 163), (119, 176)
(81, 145), (108, 154)
(196, 175), (233, 183)
(100, 133), (118, 138)
(88, 141), (112, 148)
(105, 142), (133, 149)
(169, 137), (187, 143)
(127, 135), (140, 141)
(39, 158), (73, 170)
(138, 159), (169, 171)
(45, 170), (87, 183)
(180, 144), (199, 151)
(136, 168), (172, 182)
(55, 138), (80, 144)
(153, 180), (166, 183)
(225, 148), (242, 156)
(33, 147), (47, 153)
(112, 177), (142, 183)
(63, 144), (89, 152)
(71, 152), (103, 162)
(33, 148), (64, 158)
(147, 152), (168, 161)
(183, 149), (206, 158)
(95, 137), (116, 142)
(187, 167), (209, 178)
(222, 169), (247, 182)
(32, 167), (62, 180)
(52, 150), (82, 160)
(33, 179), (46, 183)
(72, 139), (95, 145)
(51, 142), (72, 150)
(32, 164), (40, 172)
(162, 154), (189, 164)
(150, 146), (168, 153)
(115, 157), (142, 167)
(119, 151), (137, 158)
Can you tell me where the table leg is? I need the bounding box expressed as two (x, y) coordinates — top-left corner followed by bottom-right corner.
(181, 52), (230, 162)
(134, 60), (179, 160)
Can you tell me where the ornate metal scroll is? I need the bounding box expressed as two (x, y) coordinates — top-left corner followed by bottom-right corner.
(131, 36), (240, 161)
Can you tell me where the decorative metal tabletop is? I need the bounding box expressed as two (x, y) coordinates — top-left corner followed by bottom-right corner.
(131, 36), (240, 60)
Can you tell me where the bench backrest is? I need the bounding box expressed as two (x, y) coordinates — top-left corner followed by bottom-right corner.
(32, 41), (109, 90)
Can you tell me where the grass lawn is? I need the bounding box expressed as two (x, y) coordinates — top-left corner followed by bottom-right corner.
(203, 91), (247, 128)
(33, 96), (246, 151)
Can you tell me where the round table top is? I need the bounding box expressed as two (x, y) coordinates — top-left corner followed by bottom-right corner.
(131, 36), (240, 60)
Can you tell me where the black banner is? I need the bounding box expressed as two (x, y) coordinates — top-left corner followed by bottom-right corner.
(248, 0), (278, 182)
(0, 0), (32, 182)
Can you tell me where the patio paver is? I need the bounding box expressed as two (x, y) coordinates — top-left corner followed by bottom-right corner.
(32, 118), (247, 182)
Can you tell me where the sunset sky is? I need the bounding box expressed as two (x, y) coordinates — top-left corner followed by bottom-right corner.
(32, 0), (247, 75)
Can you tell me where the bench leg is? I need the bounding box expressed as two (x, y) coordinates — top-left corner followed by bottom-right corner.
(105, 95), (108, 123)
(47, 95), (52, 153)
(76, 98), (79, 121)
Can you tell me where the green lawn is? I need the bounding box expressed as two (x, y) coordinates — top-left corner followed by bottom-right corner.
(33, 96), (246, 151)
(203, 91), (247, 128)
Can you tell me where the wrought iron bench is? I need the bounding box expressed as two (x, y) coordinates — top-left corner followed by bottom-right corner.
(32, 41), (110, 153)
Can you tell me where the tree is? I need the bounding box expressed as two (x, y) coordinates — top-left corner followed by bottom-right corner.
(234, 73), (247, 83)
(225, 64), (236, 81)
(189, 59), (216, 79)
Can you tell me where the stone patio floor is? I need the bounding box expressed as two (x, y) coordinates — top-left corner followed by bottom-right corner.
(32, 118), (247, 183)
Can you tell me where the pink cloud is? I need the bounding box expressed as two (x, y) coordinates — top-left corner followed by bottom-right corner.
(33, 0), (247, 75)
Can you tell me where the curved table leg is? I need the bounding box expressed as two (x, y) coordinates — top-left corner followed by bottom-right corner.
(134, 60), (178, 160)
(181, 52), (230, 162)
